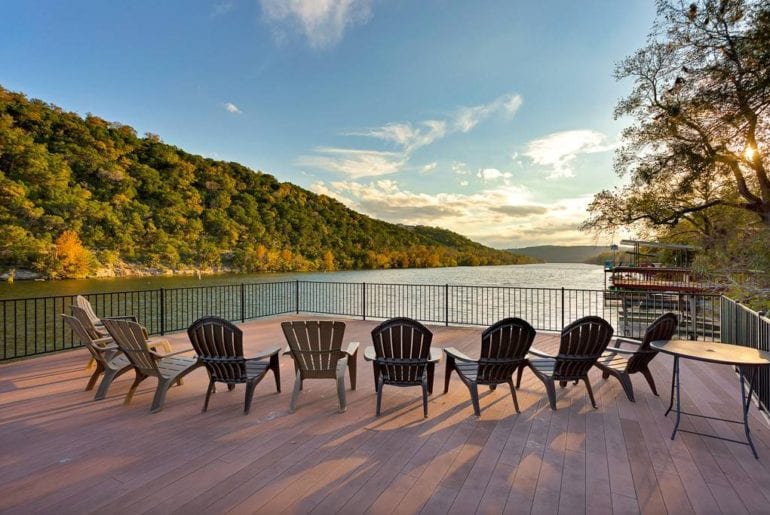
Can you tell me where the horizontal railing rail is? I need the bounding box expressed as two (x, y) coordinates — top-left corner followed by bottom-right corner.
(1, 280), (721, 361)
(720, 297), (769, 414)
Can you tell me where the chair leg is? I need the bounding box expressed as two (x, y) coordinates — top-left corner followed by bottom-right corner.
(618, 373), (636, 402)
(336, 359), (348, 413)
(227, 384), (236, 391)
(244, 381), (257, 415)
(559, 380), (567, 388)
(270, 353), (281, 392)
(375, 375), (384, 416)
(422, 379), (429, 418)
(85, 356), (96, 370)
(348, 352), (357, 390)
(468, 382), (481, 417)
(544, 379), (557, 410)
(602, 370), (610, 380)
(94, 368), (116, 400)
(427, 363), (435, 394)
(85, 363), (104, 391)
(150, 378), (173, 413)
(507, 380), (520, 413)
(516, 364), (526, 388)
(444, 354), (456, 394)
(203, 379), (215, 412)
(373, 364), (380, 393)
(583, 376), (598, 409)
(489, 384), (497, 391)
(124, 370), (147, 405)
(640, 367), (659, 396)
(289, 371), (302, 413)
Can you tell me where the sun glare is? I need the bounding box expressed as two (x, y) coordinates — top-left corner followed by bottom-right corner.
(744, 145), (756, 161)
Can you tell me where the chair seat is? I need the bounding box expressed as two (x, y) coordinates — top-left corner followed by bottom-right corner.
(245, 360), (270, 379)
(157, 356), (198, 379)
(528, 358), (557, 376)
(597, 351), (629, 372)
(107, 354), (131, 370)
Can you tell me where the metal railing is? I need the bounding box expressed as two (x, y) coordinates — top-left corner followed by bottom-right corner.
(720, 297), (770, 413)
(1, 280), (721, 361)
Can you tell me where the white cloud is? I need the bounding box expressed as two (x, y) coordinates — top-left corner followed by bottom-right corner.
(260, 0), (372, 49)
(524, 129), (614, 179)
(310, 180), (594, 247)
(224, 102), (242, 114)
(300, 93), (523, 178)
(477, 168), (512, 182)
(459, 180), (469, 186)
(296, 147), (405, 178)
(421, 162), (438, 173)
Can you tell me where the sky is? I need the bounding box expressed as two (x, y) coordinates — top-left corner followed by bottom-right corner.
(0, 0), (657, 248)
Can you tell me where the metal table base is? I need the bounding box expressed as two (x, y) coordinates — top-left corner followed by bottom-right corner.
(665, 355), (759, 459)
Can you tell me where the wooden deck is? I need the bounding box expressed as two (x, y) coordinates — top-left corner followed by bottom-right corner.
(2, 315), (770, 514)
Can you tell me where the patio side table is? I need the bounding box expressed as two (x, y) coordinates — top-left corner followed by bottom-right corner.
(651, 339), (770, 459)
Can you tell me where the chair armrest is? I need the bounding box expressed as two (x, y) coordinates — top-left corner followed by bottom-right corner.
(614, 336), (642, 348)
(603, 347), (645, 356)
(249, 346), (281, 360)
(282, 346), (293, 356)
(92, 336), (114, 347)
(344, 341), (359, 357)
(527, 347), (555, 358)
(102, 315), (139, 322)
(444, 347), (475, 362)
(150, 347), (195, 359)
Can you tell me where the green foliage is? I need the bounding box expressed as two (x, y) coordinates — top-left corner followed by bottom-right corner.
(0, 85), (531, 276)
(582, 0), (770, 236)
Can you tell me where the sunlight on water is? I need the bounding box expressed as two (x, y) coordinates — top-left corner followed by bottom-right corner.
(0, 264), (605, 300)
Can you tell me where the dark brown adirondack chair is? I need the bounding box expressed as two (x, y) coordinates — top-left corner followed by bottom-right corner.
(102, 318), (200, 413)
(370, 317), (433, 418)
(517, 316), (614, 410)
(444, 318), (536, 416)
(595, 312), (678, 401)
(62, 314), (133, 400)
(188, 316), (281, 414)
(281, 320), (358, 413)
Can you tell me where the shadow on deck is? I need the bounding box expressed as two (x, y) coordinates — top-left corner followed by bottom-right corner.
(1, 315), (770, 514)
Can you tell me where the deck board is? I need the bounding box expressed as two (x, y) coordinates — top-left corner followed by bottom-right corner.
(1, 315), (769, 514)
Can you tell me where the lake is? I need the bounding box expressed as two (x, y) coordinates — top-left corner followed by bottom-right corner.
(0, 263), (606, 300)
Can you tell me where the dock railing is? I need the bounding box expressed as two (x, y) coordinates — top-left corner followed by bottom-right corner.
(1, 280), (721, 361)
(720, 297), (770, 413)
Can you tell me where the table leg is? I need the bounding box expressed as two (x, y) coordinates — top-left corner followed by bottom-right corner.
(670, 356), (681, 440)
(665, 355), (678, 417)
(740, 366), (759, 459)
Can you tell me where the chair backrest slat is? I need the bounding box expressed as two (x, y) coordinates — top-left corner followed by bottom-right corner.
(70, 305), (105, 341)
(628, 312), (678, 372)
(61, 314), (108, 364)
(188, 317), (246, 383)
(74, 295), (101, 327)
(103, 318), (160, 377)
(555, 316), (614, 379)
(478, 318), (536, 383)
(282, 321), (346, 378)
(371, 318), (432, 385)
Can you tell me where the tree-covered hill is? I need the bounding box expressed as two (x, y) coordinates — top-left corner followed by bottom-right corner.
(0, 86), (535, 278)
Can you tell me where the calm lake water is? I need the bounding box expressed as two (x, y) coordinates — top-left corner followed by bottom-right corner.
(0, 263), (606, 299)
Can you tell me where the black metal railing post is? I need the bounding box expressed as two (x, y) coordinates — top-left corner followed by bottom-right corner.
(240, 283), (246, 322)
(295, 280), (300, 314)
(445, 284), (449, 326)
(561, 287), (565, 330)
(362, 282), (366, 320)
(159, 288), (166, 335)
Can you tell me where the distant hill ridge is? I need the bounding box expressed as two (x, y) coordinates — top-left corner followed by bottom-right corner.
(506, 245), (612, 263)
(0, 85), (536, 278)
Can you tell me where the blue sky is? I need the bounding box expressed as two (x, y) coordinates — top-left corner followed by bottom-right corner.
(0, 0), (655, 248)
